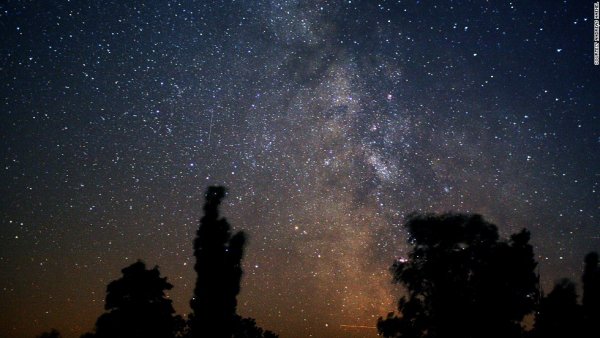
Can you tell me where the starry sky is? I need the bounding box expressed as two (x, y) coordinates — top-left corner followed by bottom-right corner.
(1, 1), (599, 338)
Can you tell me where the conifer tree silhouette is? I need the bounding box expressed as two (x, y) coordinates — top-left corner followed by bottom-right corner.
(189, 186), (247, 338)
(377, 213), (538, 338)
(80, 260), (182, 338)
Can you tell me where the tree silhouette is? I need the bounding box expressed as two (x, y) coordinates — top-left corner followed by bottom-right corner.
(36, 329), (62, 338)
(232, 315), (279, 338)
(532, 278), (582, 338)
(76, 186), (276, 338)
(377, 213), (538, 338)
(188, 186), (247, 338)
(81, 260), (183, 338)
(582, 252), (600, 338)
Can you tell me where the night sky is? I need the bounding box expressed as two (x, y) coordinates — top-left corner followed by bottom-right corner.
(1, 1), (599, 338)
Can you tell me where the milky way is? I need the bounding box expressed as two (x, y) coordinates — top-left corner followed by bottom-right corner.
(1, 1), (598, 338)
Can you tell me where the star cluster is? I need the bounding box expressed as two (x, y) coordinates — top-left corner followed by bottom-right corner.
(1, 1), (598, 338)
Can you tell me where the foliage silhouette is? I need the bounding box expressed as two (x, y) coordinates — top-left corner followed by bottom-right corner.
(231, 315), (279, 338)
(80, 260), (183, 338)
(377, 213), (538, 338)
(76, 186), (276, 338)
(529, 251), (600, 338)
(36, 329), (62, 338)
(531, 278), (582, 338)
(188, 186), (277, 338)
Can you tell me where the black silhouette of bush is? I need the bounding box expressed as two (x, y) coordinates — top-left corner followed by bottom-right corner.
(36, 329), (62, 338)
(232, 315), (279, 338)
(80, 261), (183, 338)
